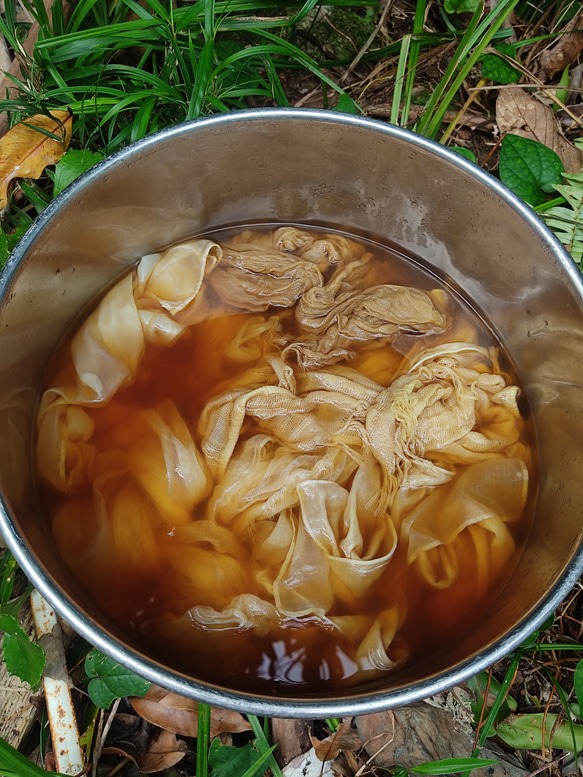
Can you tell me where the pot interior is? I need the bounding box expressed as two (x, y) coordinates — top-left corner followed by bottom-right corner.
(1, 110), (583, 716)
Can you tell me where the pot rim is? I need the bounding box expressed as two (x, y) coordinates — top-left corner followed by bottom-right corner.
(2, 107), (583, 718)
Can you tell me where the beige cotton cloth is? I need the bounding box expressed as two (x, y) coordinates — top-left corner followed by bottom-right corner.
(36, 229), (530, 679)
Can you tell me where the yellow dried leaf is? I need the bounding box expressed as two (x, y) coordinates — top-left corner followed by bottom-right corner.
(496, 87), (583, 173)
(0, 109), (73, 209)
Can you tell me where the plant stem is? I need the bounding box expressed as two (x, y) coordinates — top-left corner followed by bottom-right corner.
(197, 703), (211, 777)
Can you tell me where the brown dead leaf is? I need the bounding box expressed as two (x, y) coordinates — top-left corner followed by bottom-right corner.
(539, 9), (583, 79)
(129, 685), (251, 738)
(496, 87), (583, 173)
(0, 109), (73, 209)
(310, 719), (363, 762)
(104, 728), (187, 773)
(136, 728), (187, 773)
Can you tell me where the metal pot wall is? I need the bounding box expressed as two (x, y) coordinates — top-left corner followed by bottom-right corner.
(1, 109), (583, 718)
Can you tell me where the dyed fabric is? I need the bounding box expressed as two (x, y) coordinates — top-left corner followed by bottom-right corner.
(36, 227), (531, 682)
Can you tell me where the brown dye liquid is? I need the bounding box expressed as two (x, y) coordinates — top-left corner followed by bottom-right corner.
(38, 224), (537, 694)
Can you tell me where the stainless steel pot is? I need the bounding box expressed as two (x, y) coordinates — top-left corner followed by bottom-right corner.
(1, 108), (583, 718)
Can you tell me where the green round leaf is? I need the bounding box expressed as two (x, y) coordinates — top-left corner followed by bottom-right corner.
(499, 134), (565, 207)
(482, 43), (521, 84)
(85, 648), (151, 708)
(451, 147), (477, 163)
(0, 614), (46, 689)
(334, 93), (359, 115)
(53, 149), (105, 197)
(444, 0), (481, 13)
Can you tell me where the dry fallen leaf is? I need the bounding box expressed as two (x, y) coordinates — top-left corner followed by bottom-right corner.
(310, 719), (364, 762)
(0, 109), (73, 209)
(136, 728), (187, 773)
(496, 87), (583, 173)
(104, 727), (187, 773)
(130, 684), (251, 738)
(538, 9), (583, 79)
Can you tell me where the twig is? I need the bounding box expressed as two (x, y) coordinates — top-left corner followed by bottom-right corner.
(472, 667), (493, 752)
(355, 713), (396, 777)
(354, 738), (395, 777)
(294, 85), (323, 108)
(91, 698), (121, 777)
(340, 0), (396, 84)
(540, 689), (554, 761)
(440, 75), (488, 144)
(525, 752), (568, 777)
(0, 702), (33, 726)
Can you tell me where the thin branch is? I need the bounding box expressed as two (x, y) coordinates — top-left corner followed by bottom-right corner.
(340, 0), (396, 84)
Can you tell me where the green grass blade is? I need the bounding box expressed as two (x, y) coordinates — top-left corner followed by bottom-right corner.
(205, 92), (232, 112)
(66, 0), (100, 33)
(96, 89), (162, 125)
(20, 0), (51, 32)
(262, 54), (290, 106)
(244, 29), (346, 95)
(187, 37), (214, 118)
(167, 27), (196, 93)
(470, 648), (523, 763)
(3, 0), (18, 37)
(0, 737), (68, 777)
(120, 0), (156, 21)
(130, 95), (158, 141)
(413, 758), (498, 775)
(429, 0), (520, 139)
(401, 0), (427, 127)
(51, 0), (66, 37)
(415, 1), (484, 136)
(217, 17), (294, 31)
(174, 0), (206, 33)
(35, 20), (165, 63)
(44, 61), (70, 90)
(205, 0), (216, 40)
(143, 0), (172, 23)
(290, 0), (322, 25)
(247, 715), (284, 777)
(0, 13), (23, 54)
(417, 0), (519, 139)
(239, 744), (277, 777)
(102, 64), (182, 95)
(391, 33), (411, 126)
(0, 552), (17, 605)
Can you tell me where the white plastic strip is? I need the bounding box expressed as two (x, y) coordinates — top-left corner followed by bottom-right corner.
(30, 590), (85, 776)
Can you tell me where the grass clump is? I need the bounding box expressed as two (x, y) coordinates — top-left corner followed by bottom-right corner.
(0, 0), (369, 156)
